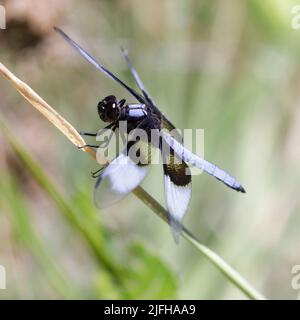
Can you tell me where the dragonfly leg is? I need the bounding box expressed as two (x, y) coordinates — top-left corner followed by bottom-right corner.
(91, 167), (104, 178)
(118, 99), (126, 108)
(78, 144), (99, 149)
(96, 123), (119, 148)
(98, 129), (118, 148)
(97, 122), (118, 136)
(79, 132), (97, 137)
(80, 122), (117, 138)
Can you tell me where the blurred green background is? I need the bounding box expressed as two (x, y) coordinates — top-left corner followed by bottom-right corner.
(1, 0), (300, 299)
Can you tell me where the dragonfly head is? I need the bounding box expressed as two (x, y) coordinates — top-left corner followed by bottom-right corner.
(97, 95), (120, 122)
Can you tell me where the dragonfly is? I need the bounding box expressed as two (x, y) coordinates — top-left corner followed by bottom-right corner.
(54, 27), (246, 242)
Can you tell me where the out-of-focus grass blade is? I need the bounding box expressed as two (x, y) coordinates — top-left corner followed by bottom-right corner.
(0, 119), (126, 290)
(93, 243), (178, 299)
(2, 175), (77, 298)
(125, 243), (177, 299)
(0, 121), (179, 299)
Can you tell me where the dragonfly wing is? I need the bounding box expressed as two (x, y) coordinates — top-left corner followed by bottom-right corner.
(94, 136), (155, 208)
(54, 27), (145, 104)
(120, 47), (180, 128)
(94, 152), (148, 208)
(161, 140), (192, 243)
(120, 47), (156, 106)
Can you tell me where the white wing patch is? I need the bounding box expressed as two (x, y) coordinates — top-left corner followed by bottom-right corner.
(94, 153), (148, 208)
(164, 175), (192, 243)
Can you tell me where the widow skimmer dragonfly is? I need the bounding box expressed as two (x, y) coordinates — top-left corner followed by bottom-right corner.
(54, 27), (246, 242)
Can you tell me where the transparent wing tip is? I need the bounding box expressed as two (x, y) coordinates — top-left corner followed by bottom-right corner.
(169, 217), (183, 244)
(120, 45), (128, 55)
(54, 26), (66, 38)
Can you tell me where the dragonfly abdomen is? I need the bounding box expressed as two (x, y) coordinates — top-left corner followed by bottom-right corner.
(201, 160), (245, 193)
(162, 132), (246, 193)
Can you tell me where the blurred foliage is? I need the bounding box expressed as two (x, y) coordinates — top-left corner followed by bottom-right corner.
(1, 0), (300, 299)
(0, 122), (177, 299)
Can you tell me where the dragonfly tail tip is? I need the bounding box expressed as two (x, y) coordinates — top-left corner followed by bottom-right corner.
(239, 185), (246, 193)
